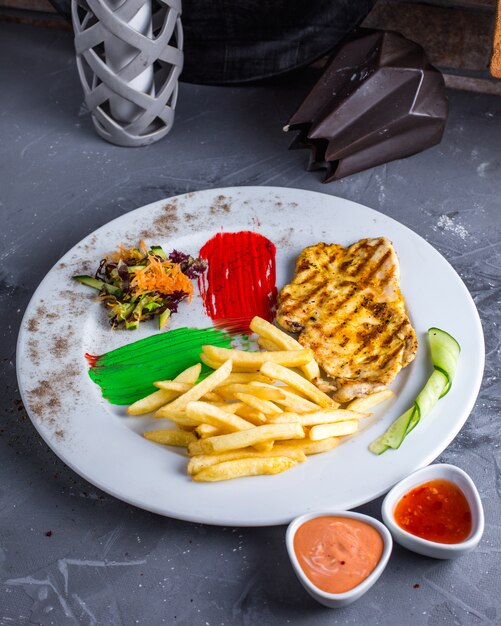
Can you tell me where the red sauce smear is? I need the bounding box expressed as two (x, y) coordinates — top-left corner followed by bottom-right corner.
(394, 479), (472, 544)
(198, 231), (277, 333)
(85, 353), (100, 367)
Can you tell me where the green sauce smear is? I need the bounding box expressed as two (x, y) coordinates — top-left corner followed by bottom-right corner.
(87, 327), (232, 405)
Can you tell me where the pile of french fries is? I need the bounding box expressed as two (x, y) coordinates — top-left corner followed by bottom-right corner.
(127, 317), (394, 482)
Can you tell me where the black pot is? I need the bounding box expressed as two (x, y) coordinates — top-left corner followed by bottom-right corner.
(52, 0), (375, 84)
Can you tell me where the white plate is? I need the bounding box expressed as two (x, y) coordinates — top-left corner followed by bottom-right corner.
(16, 186), (484, 526)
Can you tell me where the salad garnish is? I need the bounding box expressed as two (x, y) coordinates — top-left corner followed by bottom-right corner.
(74, 242), (207, 330)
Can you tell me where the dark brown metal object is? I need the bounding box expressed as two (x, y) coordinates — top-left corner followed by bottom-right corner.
(284, 29), (448, 182)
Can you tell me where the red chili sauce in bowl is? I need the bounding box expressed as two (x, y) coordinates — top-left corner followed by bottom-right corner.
(394, 479), (472, 544)
(293, 516), (384, 594)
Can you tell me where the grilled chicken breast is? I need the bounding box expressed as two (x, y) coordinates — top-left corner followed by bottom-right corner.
(276, 238), (418, 402)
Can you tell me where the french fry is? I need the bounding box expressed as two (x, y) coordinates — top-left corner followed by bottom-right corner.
(154, 360), (232, 419)
(280, 385), (310, 398)
(260, 362), (338, 408)
(204, 391), (224, 402)
(202, 345), (314, 369)
(233, 405), (268, 425)
(187, 448), (307, 475)
(186, 401), (254, 432)
(270, 387), (321, 413)
(192, 456), (297, 482)
(347, 389), (395, 414)
(250, 381), (315, 400)
(253, 441), (274, 452)
(309, 420), (359, 441)
(247, 387), (286, 402)
(127, 388), (180, 416)
(196, 424), (223, 438)
(200, 353), (256, 373)
(172, 363), (202, 384)
(234, 392), (283, 416)
(126, 363), (202, 415)
(216, 373), (271, 386)
(274, 437), (340, 455)
(248, 380), (290, 393)
(144, 429), (197, 447)
(268, 408), (365, 426)
(217, 383), (286, 402)
(212, 402), (245, 414)
(152, 381), (222, 404)
(154, 381), (194, 392)
(250, 316), (320, 381)
(136, 337), (397, 482)
(257, 337), (281, 352)
(215, 386), (241, 402)
(188, 423), (305, 455)
(162, 412), (201, 428)
(200, 353), (223, 370)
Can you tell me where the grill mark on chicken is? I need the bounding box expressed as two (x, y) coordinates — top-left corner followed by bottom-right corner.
(358, 250), (393, 285)
(281, 277), (357, 328)
(353, 324), (391, 356)
(324, 294), (383, 342)
(380, 320), (408, 346)
(350, 242), (385, 278)
(276, 238), (418, 402)
(377, 344), (405, 370)
(293, 249), (341, 287)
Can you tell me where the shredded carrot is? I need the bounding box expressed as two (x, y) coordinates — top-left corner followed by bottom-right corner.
(109, 243), (144, 264)
(130, 255), (193, 298)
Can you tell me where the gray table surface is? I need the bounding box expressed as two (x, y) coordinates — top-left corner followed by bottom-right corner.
(1, 22), (500, 626)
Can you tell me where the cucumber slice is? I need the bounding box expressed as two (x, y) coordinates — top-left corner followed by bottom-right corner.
(412, 369), (448, 427)
(73, 275), (104, 290)
(428, 327), (460, 397)
(402, 369), (448, 439)
(369, 407), (415, 453)
(150, 245), (167, 259)
(368, 438), (389, 456)
(158, 308), (171, 329)
(381, 407), (416, 449)
(369, 327), (460, 455)
(73, 275), (122, 296)
(103, 283), (122, 296)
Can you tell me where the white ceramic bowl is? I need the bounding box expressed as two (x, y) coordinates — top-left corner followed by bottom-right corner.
(286, 511), (393, 608)
(382, 464), (484, 559)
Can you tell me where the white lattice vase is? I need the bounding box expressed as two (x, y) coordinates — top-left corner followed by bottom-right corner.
(72, 0), (183, 146)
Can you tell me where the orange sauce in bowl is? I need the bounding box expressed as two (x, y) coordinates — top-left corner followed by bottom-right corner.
(394, 479), (472, 544)
(293, 516), (384, 594)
